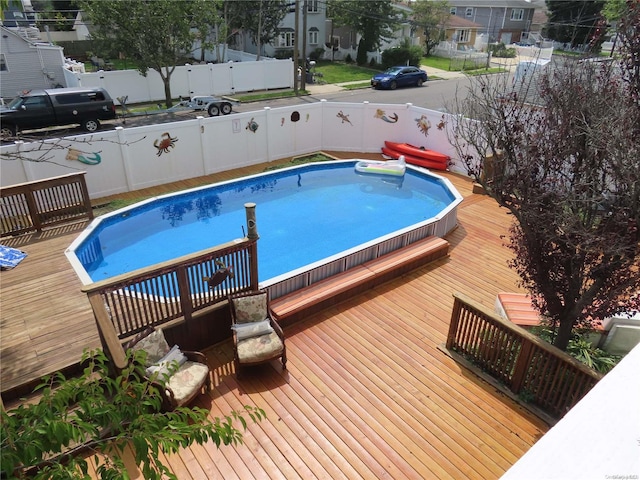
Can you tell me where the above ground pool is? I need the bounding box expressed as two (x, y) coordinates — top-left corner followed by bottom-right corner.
(66, 160), (462, 286)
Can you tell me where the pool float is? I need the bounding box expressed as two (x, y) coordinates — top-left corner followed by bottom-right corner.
(383, 141), (450, 170)
(354, 156), (406, 177)
(381, 147), (448, 171)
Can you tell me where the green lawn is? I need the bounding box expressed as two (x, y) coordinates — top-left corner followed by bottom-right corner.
(313, 60), (380, 83)
(420, 56), (453, 70)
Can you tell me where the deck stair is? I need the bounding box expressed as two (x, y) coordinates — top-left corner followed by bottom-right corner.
(271, 236), (450, 325)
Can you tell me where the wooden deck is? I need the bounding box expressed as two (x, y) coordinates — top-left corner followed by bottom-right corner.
(1, 154), (549, 478)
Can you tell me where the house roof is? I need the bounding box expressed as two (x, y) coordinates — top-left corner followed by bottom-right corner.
(441, 15), (483, 29)
(448, 0), (538, 8)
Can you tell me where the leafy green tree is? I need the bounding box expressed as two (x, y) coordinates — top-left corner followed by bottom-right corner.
(410, 0), (450, 56)
(226, 0), (287, 60)
(328, 0), (401, 64)
(1, 349), (265, 479)
(544, 0), (606, 48)
(602, 0), (627, 21)
(79, 0), (221, 107)
(450, 13), (640, 351)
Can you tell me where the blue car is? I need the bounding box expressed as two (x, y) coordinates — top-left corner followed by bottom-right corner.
(371, 66), (428, 90)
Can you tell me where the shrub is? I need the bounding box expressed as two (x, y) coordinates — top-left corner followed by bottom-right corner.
(356, 38), (368, 65)
(488, 42), (517, 58)
(309, 47), (325, 61)
(381, 45), (423, 69)
(345, 53), (353, 64)
(274, 49), (294, 60)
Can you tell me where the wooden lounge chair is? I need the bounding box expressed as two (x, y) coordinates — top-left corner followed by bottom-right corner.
(228, 290), (287, 377)
(123, 326), (210, 410)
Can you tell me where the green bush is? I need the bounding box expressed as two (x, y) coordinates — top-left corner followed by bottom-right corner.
(345, 53), (354, 64)
(356, 38), (368, 65)
(488, 42), (517, 58)
(381, 45), (423, 69)
(274, 49), (294, 60)
(309, 47), (325, 61)
(532, 324), (621, 373)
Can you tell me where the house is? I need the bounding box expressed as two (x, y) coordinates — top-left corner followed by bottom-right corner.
(439, 14), (483, 50)
(448, 0), (538, 45)
(0, 26), (68, 101)
(238, 0), (327, 60)
(325, 1), (414, 63)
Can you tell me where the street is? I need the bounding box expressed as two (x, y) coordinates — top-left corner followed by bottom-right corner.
(232, 75), (474, 114)
(3, 75), (480, 142)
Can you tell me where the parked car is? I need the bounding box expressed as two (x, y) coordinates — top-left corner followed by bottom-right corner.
(371, 66), (428, 90)
(0, 87), (117, 139)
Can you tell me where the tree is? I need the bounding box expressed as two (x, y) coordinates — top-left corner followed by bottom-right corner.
(411, 0), (450, 56)
(79, 0), (220, 107)
(328, 0), (401, 64)
(226, 0), (287, 61)
(1, 349), (264, 479)
(449, 14), (640, 351)
(544, 0), (606, 49)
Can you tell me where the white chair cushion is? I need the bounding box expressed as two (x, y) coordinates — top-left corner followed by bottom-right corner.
(237, 332), (284, 364)
(231, 319), (273, 340)
(166, 361), (209, 406)
(145, 345), (187, 378)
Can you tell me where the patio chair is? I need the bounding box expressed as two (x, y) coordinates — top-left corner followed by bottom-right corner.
(228, 290), (287, 377)
(124, 326), (210, 410)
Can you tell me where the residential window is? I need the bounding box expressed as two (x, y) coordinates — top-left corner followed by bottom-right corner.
(465, 7), (473, 17)
(278, 31), (295, 48)
(456, 29), (471, 43)
(0, 54), (7, 72)
(307, 0), (319, 13)
(308, 29), (318, 45)
(511, 8), (524, 21)
(450, 7), (456, 15)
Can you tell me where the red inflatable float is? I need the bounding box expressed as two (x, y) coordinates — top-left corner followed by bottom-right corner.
(382, 141), (450, 170)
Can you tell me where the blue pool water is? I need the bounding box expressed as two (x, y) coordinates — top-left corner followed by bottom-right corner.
(70, 161), (458, 284)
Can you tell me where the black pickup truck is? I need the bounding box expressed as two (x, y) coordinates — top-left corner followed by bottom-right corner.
(0, 87), (117, 139)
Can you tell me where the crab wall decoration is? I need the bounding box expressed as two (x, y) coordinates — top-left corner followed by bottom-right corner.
(153, 132), (179, 156)
(415, 115), (432, 137)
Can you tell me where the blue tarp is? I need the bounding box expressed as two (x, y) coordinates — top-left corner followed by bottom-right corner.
(0, 245), (27, 269)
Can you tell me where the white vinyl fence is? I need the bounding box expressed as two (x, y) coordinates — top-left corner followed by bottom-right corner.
(62, 58), (294, 105)
(1, 101), (473, 199)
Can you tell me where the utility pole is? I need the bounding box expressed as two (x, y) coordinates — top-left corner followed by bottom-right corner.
(293, 0), (300, 94)
(301, 0), (307, 91)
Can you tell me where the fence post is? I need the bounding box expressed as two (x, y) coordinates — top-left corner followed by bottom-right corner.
(78, 172), (94, 221)
(24, 186), (42, 232)
(176, 266), (194, 323)
(511, 339), (534, 393)
(446, 294), (463, 349)
(87, 292), (127, 370)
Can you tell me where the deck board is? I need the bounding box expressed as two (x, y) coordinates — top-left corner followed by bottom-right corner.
(1, 155), (548, 479)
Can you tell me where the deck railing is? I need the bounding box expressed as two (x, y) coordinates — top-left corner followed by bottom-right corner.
(0, 172), (93, 236)
(446, 293), (602, 419)
(83, 238), (258, 369)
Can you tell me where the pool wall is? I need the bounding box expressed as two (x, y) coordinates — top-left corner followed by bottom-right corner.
(0, 102), (477, 198)
(66, 161), (463, 296)
(263, 174), (460, 298)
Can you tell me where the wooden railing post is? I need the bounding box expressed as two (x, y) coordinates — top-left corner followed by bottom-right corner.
(78, 172), (94, 221)
(249, 240), (259, 291)
(176, 266), (193, 322)
(447, 294), (463, 349)
(87, 292), (127, 370)
(511, 339), (534, 394)
(24, 187), (42, 232)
